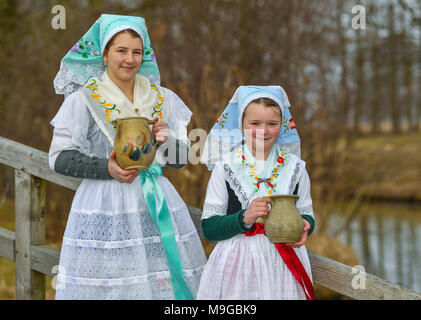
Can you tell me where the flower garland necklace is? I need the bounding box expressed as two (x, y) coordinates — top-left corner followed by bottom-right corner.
(236, 146), (287, 195)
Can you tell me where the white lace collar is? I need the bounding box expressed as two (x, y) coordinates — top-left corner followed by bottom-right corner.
(221, 143), (305, 209)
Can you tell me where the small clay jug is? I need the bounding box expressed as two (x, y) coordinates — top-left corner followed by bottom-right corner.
(264, 195), (304, 243)
(114, 117), (158, 170)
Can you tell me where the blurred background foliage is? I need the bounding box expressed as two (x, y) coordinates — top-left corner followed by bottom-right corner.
(1, 0), (421, 299)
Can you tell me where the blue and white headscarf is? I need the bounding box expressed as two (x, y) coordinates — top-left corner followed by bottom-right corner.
(53, 14), (160, 97)
(200, 85), (301, 170)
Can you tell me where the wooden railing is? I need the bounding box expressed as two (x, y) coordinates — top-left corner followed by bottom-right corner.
(0, 136), (420, 300)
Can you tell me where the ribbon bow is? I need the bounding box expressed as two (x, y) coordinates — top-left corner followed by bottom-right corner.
(139, 163), (194, 300)
(257, 178), (272, 184)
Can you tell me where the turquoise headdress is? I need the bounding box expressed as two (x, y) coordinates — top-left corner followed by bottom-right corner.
(200, 85), (301, 170)
(54, 14), (160, 97)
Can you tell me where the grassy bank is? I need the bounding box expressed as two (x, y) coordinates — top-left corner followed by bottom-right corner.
(345, 132), (421, 202)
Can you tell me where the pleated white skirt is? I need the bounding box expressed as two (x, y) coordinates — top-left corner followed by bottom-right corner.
(55, 175), (207, 300)
(196, 233), (312, 300)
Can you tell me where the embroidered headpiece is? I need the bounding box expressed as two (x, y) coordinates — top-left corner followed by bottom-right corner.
(200, 85), (301, 170)
(53, 14), (160, 97)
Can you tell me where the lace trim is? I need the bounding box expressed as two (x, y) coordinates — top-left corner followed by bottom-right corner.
(57, 265), (205, 286)
(54, 62), (106, 98)
(62, 230), (198, 248)
(297, 204), (313, 216)
(202, 203), (227, 220)
(279, 142), (301, 159)
(70, 204), (187, 216)
(288, 159), (304, 194)
(222, 162), (249, 210)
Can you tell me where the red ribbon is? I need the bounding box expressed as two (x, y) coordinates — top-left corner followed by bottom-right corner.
(244, 223), (315, 300)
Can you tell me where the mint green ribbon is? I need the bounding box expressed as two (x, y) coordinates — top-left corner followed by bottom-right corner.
(139, 163), (194, 300)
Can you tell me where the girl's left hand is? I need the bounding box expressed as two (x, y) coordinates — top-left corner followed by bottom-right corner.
(152, 120), (169, 145)
(287, 219), (310, 248)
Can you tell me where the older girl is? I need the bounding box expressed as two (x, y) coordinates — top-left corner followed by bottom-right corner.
(49, 14), (206, 300)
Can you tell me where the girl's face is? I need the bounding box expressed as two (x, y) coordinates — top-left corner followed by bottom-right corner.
(103, 32), (143, 83)
(242, 102), (281, 155)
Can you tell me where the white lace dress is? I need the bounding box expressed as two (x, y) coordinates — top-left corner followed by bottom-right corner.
(196, 145), (314, 299)
(49, 88), (207, 300)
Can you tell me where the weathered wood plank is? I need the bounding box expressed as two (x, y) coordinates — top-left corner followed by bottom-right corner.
(309, 252), (421, 300)
(14, 170), (32, 299)
(14, 170), (45, 300)
(0, 227), (60, 278)
(31, 245), (60, 278)
(30, 175), (46, 299)
(0, 136), (81, 191)
(30, 177), (46, 246)
(0, 227), (15, 261)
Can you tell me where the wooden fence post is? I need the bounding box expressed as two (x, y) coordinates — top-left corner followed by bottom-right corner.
(14, 170), (46, 300)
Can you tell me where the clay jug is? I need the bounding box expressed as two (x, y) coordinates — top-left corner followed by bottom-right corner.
(114, 117), (158, 170)
(264, 195), (304, 243)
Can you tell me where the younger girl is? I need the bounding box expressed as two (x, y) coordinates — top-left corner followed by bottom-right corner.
(197, 86), (315, 300)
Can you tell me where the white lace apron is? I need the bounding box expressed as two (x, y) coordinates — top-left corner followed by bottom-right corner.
(49, 78), (206, 300)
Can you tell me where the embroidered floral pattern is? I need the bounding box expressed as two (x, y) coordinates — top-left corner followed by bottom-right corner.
(85, 79), (121, 129)
(236, 147), (287, 195)
(85, 79), (165, 128)
(70, 39), (100, 58)
(150, 83), (164, 121)
(288, 118), (296, 129)
(216, 112), (228, 128)
(156, 278), (171, 289)
(142, 44), (156, 62)
(281, 115), (296, 133)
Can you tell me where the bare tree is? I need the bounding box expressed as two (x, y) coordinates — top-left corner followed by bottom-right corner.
(388, 3), (401, 134)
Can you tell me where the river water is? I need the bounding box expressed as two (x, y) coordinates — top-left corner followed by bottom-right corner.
(326, 202), (421, 293)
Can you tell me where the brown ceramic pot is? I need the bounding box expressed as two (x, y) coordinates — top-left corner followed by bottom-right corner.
(264, 195), (304, 243)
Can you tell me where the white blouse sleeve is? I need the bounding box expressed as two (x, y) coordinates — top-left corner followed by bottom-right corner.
(48, 92), (93, 170)
(295, 167), (315, 221)
(162, 88), (192, 144)
(201, 161), (229, 220)
(152, 88), (192, 167)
